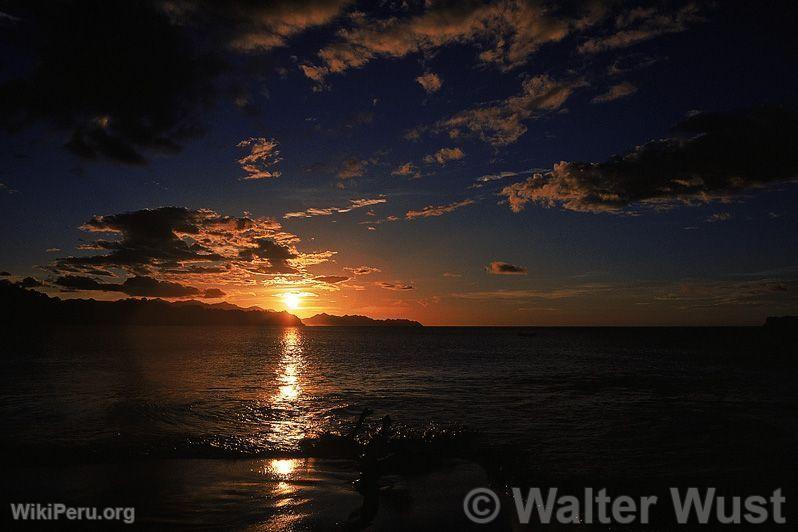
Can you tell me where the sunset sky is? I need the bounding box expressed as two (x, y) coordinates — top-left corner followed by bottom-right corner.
(1, 0), (796, 325)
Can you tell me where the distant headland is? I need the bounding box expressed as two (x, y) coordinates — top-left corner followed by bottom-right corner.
(303, 313), (423, 327)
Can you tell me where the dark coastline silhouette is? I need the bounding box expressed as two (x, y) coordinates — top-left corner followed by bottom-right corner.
(0, 280), (302, 327)
(304, 313), (422, 327)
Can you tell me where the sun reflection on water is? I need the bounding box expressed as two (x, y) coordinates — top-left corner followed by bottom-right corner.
(269, 327), (309, 447)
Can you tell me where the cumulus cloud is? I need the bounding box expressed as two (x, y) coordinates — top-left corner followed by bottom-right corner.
(486, 261), (527, 275)
(578, 4), (701, 54)
(416, 72), (442, 93)
(436, 75), (586, 146)
(591, 82), (637, 104)
(392, 162), (421, 178)
(48, 207), (335, 298)
(284, 196), (386, 218)
(237, 137), (281, 180)
(500, 107), (798, 214)
(55, 274), (225, 298)
(423, 147), (465, 165)
(406, 199), (475, 220)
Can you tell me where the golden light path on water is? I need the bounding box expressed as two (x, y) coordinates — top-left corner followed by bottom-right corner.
(269, 327), (308, 450)
(253, 328), (317, 529)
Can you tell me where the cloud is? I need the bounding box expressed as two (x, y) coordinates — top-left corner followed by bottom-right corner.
(342, 111), (374, 129)
(0, 1), (221, 165)
(237, 137), (282, 180)
(284, 196), (386, 218)
(470, 169), (536, 188)
(406, 199), (475, 220)
(486, 261), (527, 275)
(578, 4), (701, 54)
(236, 238), (298, 274)
(223, 0), (352, 52)
(0, 1), (354, 164)
(378, 282), (414, 291)
(591, 82), (637, 103)
(436, 75), (586, 146)
(345, 265), (380, 275)
(706, 212), (732, 223)
(48, 207), (336, 298)
(314, 275), (349, 284)
(17, 276), (44, 288)
(54, 274), (224, 298)
(202, 288), (226, 298)
(337, 158), (368, 179)
(500, 107), (798, 214)
(416, 72), (442, 93)
(423, 147), (465, 165)
(391, 162), (421, 178)
(300, 1), (590, 84)
(607, 53), (660, 76)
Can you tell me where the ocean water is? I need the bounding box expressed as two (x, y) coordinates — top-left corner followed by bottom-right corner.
(1, 326), (797, 527)
(2, 326), (796, 476)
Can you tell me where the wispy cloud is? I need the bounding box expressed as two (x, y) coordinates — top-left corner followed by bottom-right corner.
(434, 75), (586, 146)
(314, 275), (350, 284)
(423, 147), (465, 166)
(591, 81), (637, 103)
(378, 281), (414, 291)
(578, 4), (701, 54)
(284, 196), (387, 218)
(337, 157), (368, 179)
(706, 212), (732, 223)
(237, 137), (282, 180)
(345, 265), (381, 275)
(299, 1), (590, 84)
(406, 199), (474, 220)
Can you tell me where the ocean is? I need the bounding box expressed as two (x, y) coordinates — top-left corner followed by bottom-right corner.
(1, 326), (796, 529)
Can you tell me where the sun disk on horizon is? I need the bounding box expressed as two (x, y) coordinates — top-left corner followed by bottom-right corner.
(282, 292), (301, 310)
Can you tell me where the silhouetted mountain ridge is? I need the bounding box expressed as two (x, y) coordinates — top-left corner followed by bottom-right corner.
(0, 280), (301, 327)
(304, 313), (422, 327)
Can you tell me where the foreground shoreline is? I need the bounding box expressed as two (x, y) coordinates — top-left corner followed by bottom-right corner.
(3, 457), (493, 530)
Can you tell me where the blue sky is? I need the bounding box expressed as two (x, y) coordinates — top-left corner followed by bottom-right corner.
(1, 0), (797, 324)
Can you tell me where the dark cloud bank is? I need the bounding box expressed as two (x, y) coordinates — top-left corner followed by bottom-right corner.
(501, 107), (798, 213)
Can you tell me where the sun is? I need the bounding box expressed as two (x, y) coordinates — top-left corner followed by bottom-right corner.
(282, 292), (301, 310)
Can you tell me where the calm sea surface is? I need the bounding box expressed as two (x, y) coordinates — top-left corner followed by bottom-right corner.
(2, 325), (796, 489)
